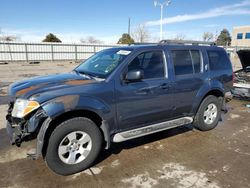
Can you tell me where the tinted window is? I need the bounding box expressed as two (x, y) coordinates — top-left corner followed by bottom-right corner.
(207, 50), (231, 70)
(172, 50), (193, 75)
(245, 33), (250, 39)
(128, 51), (165, 79)
(191, 50), (202, 73)
(237, 33), (243, 39)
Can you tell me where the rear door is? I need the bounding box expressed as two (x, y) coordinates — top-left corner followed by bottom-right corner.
(168, 47), (206, 118)
(115, 48), (174, 131)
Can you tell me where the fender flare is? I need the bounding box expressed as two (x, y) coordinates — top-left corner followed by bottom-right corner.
(36, 117), (111, 158)
(35, 95), (112, 157)
(191, 82), (225, 115)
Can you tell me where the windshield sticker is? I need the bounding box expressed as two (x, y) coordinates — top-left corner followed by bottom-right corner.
(116, 50), (131, 55)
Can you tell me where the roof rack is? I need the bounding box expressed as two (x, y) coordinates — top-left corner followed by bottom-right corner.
(159, 40), (216, 46)
(130, 42), (156, 46)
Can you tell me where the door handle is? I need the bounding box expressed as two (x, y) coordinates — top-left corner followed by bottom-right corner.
(136, 88), (151, 95)
(160, 83), (170, 90)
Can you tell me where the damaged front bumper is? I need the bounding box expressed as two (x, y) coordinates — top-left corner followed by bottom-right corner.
(5, 103), (48, 147)
(6, 120), (23, 147)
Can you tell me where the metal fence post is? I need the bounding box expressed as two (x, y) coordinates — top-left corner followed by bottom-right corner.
(7, 42), (13, 63)
(94, 45), (96, 53)
(75, 45), (77, 62)
(25, 44), (29, 63)
(51, 44), (54, 62)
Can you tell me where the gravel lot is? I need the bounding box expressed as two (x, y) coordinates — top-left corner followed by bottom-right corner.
(0, 62), (249, 188)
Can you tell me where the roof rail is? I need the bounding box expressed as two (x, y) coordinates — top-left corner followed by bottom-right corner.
(130, 42), (156, 46)
(159, 40), (216, 46)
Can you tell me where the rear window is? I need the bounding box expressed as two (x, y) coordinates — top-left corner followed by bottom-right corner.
(207, 50), (231, 70)
(172, 50), (202, 76)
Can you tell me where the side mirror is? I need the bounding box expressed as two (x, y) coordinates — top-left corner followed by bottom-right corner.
(126, 69), (144, 82)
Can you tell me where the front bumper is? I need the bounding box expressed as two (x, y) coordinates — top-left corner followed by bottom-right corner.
(6, 107), (48, 147)
(6, 119), (31, 147)
(6, 121), (17, 145)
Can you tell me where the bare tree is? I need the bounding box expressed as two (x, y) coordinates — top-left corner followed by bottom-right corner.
(202, 32), (214, 42)
(132, 24), (150, 43)
(0, 28), (19, 41)
(173, 34), (186, 40)
(80, 36), (102, 44)
(0, 35), (19, 41)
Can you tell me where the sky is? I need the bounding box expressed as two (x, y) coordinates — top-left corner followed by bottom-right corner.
(0, 0), (250, 43)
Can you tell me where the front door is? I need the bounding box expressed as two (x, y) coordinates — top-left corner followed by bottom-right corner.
(115, 49), (174, 131)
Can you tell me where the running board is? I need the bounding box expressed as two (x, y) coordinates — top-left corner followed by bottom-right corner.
(113, 117), (193, 143)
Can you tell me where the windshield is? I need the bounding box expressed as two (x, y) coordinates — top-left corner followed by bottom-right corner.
(75, 49), (132, 78)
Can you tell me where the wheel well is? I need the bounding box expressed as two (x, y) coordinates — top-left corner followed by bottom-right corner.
(42, 110), (103, 157)
(203, 89), (224, 99)
(194, 89), (224, 115)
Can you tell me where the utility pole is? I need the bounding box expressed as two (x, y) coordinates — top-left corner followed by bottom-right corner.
(154, 0), (171, 40)
(128, 17), (131, 36)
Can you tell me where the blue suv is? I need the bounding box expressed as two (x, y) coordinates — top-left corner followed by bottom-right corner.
(6, 40), (233, 175)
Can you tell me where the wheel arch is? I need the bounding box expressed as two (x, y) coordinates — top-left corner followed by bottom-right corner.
(38, 109), (110, 158)
(191, 88), (224, 115)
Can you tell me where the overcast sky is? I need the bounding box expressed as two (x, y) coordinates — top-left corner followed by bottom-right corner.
(0, 0), (250, 43)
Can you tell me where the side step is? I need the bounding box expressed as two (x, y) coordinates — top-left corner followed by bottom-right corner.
(113, 117), (193, 143)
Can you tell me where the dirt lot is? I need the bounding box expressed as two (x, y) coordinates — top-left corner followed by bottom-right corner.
(0, 62), (250, 188)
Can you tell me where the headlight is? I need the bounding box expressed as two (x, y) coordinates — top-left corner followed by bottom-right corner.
(12, 99), (40, 118)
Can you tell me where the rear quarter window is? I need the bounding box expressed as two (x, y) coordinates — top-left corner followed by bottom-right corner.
(207, 50), (231, 70)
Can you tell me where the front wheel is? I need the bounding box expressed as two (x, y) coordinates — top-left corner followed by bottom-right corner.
(45, 117), (103, 175)
(193, 95), (222, 131)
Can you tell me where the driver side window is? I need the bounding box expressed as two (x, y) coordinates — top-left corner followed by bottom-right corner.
(128, 51), (165, 79)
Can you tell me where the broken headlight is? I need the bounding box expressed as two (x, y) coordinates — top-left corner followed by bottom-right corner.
(12, 99), (40, 118)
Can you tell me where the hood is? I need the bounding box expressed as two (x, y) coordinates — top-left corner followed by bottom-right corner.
(237, 50), (250, 69)
(9, 71), (97, 99)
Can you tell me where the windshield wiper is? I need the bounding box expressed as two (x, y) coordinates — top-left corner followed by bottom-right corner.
(74, 70), (99, 80)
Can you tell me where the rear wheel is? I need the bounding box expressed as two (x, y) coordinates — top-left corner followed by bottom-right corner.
(45, 117), (102, 175)
(193, 95), (222, 131)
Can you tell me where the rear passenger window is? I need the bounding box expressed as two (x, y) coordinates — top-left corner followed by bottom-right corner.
(172, 50), (193, 75)
(207, 50), (231, 70)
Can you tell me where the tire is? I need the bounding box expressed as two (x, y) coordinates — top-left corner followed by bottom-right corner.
(45, 117), (103, 175)
(193, 95), (222, 131)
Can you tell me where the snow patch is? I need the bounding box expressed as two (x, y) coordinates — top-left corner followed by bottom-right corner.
(0, 149), (27, 163)
(222, 165), (230, 172)
(122, 172), (158, 188)
(230, 114), (240, 119)
(232, 126), (248, 136)
(111, 159), (120, 168)
(144, 145), (150, 149)
(89, 166), (103, 175)
(122, 163), (220, 188)
(234, 148), (250, 156)
(157, 163), (220, 188)
(156, 145), (164, 150)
